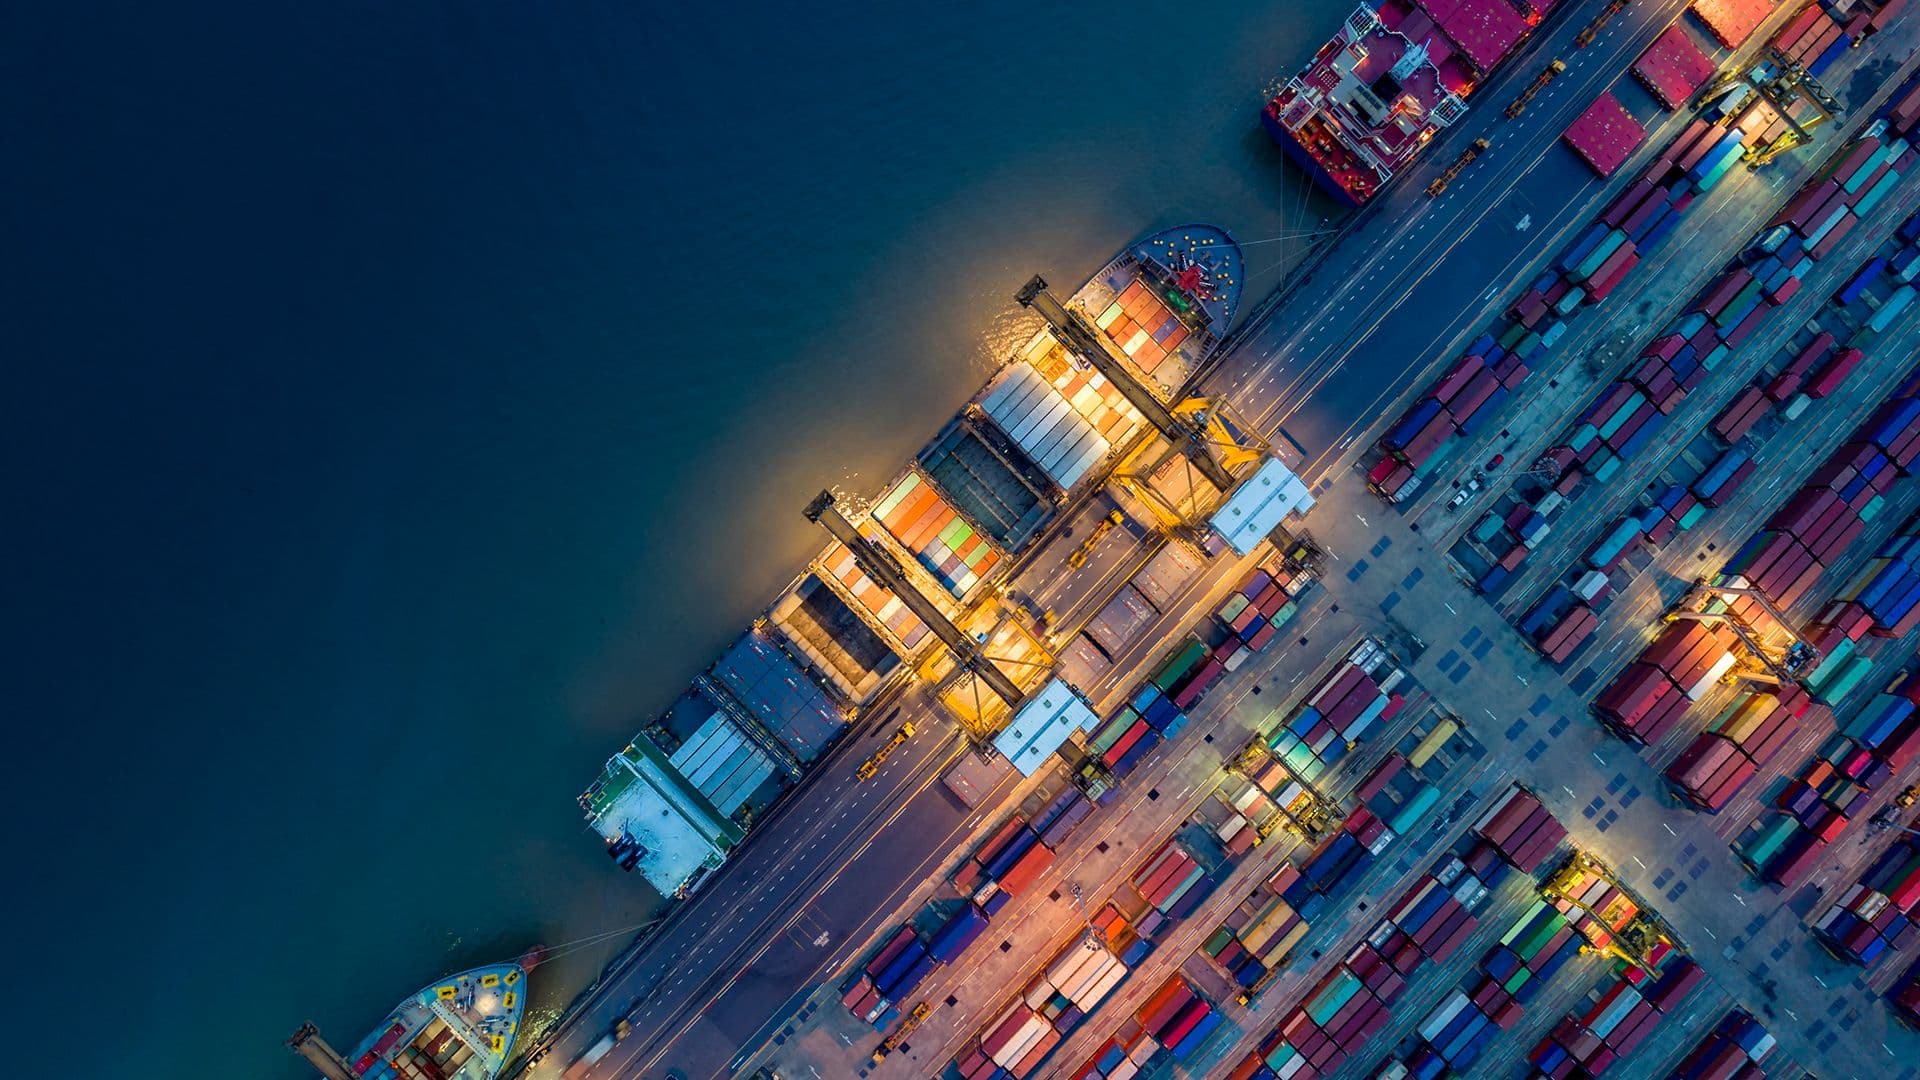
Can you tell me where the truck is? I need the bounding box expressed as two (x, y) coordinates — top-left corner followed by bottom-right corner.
(563, 1019), (631, 1079)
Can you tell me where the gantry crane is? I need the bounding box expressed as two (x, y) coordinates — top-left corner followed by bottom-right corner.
(805, 490), (1026, 707)
(1697, 46), (1843, 167)
(1668, 579), (1819, 684)
(1015, 275), (1259, 493)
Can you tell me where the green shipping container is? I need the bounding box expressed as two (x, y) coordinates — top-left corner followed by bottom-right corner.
(1504, 966), (1533, 995)
(1739, 814), (1798, 867)
(1501, 900), (1550, 947)
(1577, 229), (1630, 280)
(1390, 785), (1442, 834)
(1307, 970), (1362, 1026)
(1154, 640), (1209, 690)
(1806, 638), (1856, 688)
(1816, 655), (1875, 704)
(1869, 286), (1917, 334)
(1092, 711), (1138, 754)
(1855, 168), (1902, 216)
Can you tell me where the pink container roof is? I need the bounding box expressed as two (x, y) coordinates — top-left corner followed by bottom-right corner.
(1564, 92), (1649, 177)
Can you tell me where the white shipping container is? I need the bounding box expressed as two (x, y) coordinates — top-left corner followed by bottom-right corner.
(1418, 991), (1471, 1042)
(1687, 652), (1740, 700)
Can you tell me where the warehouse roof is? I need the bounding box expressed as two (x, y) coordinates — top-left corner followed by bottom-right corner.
(1210, 456), (1316, 555)
(993, 678), (1097, 776)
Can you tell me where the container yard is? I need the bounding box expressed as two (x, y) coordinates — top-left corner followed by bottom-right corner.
(508, 5), (1920, 1080)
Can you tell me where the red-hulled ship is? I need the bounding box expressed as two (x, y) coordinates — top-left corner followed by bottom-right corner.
(1263, 0), (1554, 207)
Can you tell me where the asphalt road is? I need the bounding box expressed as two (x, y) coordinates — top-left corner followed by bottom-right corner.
(521, 0), (1912, 1075)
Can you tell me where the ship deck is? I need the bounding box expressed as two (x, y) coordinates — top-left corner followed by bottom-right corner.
(349, 962), (527, 1080)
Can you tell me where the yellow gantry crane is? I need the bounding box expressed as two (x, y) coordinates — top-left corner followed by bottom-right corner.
(1696, 46), (1843, 167)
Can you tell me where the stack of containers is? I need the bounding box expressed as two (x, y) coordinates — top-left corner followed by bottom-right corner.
(1803, 631), (1880, 704)
(1516, 125), (1920, 552)
(1737, 674), (1920, 883)
(957, 817), (1053, 913)
(842, 925), (935, 1029)
(1206, 865), (1310, 990)
(964, 1001), (1061, 1080)
(1481, 899), (1587, 1010)
(1812, 829), (1920, 965)
(1242, 844), (1506, 1079)
(1712, 385), (1771, 442)
(1666, 1009), (1776, 1080)
(1765, 124), (1915, 265)
(1472, 785), (1570, 873)
(1352, 752), (1447, 839)
(1367, 115), (1742, 504)
(1152, 637), (1222, 714)
(1088, 649), (1205, 781)
(1265, 640), (1408, 781)
(1592, 622), (1738, 744)
(1410, 982), (1517, 1076)
(1376, 867), (1483, 968)
(1693, 447), (1757, 508)
(928, 904), (991, 965)
(1888, 953), (1920, 1027)
(1283, 799), (1412, 920)
(1020, 939), (1130, 1034)
(1665, 685), (1823, 812)
(1252, 951), (1398, 1078)
(1537, 601), (1600, 663)
(1765, 332), (1836, 405)
(1133, 975), (1222, 1062)
(1527, 958), (1703, 1077)
(1644, 482), (1707, 545)
(1032, 784), (1097, 850)
(1068, 1028), (1150, 1080)
(1546, 862), (1643, 953)
(1715, 364), (1920, 618)
(1130, 836), (1214, 931)
(1820, 516), (1920, 638)
(1214, 553), (1315, 659)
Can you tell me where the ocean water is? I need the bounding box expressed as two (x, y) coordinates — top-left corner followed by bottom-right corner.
(6, 2), (1343, 1075)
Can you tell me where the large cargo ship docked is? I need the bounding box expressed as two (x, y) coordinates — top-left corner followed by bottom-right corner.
(1264, 0), (1553, 207)
(578, 226), (1252, 899)
(342, 960), (530, 1079)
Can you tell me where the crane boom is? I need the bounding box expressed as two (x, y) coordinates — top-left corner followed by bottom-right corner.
(804, 491), (1025, 706)
(1015, 275), (1237, 491)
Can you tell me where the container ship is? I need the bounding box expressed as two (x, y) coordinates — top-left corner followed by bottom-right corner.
(341, 960), (530, 1079)
(578, 226), (1258, 899)
(1263, 0), (1553, 207)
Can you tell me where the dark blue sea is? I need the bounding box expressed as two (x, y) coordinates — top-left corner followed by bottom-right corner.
(8, 3), (1342, 1075)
